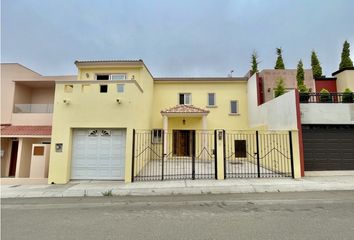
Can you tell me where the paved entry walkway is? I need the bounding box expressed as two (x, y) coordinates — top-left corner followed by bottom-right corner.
(135, 158), (278, 180)
(1, 175), (354, 198)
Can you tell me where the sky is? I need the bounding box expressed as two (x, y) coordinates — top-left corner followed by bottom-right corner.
(1, 0), (354, 77)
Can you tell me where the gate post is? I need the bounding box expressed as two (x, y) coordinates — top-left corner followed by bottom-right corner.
(131, 129), (136, 182)
(192, 133), (195, 180)
(289, 131), (295, 178)
(216, 129), (225, 180)
(256, 131), (260, 178)
(161, 130), (165, 181)
(214, 130), (218, 179)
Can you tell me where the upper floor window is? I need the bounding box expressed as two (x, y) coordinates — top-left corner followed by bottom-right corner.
(96, 74), (126, 81)
(230, 100), (238, 114)
(111, 74), (126, 80)
(179, 93), (191, 105)
(100, 85), (108, 93)
(208, 93), (216, 106)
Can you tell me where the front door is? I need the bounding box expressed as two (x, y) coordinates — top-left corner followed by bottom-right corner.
(173, 130), (195, 156)
(9, 141), (19, 177)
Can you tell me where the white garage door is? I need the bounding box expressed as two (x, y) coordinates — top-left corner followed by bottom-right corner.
(71, 129), (126, 180)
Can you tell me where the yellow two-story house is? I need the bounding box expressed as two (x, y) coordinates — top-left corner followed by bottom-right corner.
(49, 59), (302, 184)
(48, 60), (252, 184)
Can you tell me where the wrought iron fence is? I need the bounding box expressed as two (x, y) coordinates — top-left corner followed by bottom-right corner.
(224, 130), (294, 178)
(299, 92), (354, 103)
(132, 129), (216, 182)
(132, 129), (294, 181)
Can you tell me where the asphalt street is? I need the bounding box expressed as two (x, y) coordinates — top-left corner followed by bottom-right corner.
(2, 191), (354, 240)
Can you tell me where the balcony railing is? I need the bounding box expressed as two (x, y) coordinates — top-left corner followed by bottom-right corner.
(299, 92), (354, 103)
(13, 104), (54, 113)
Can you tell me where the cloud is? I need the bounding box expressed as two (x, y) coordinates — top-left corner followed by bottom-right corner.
(2, 0), (354, 76)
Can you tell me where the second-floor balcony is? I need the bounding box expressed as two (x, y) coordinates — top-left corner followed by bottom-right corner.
(300, 92), (354, 125)
(12, 104), (53, 126)
(299, 92), (354, 103)
(13, 104), (54, 113)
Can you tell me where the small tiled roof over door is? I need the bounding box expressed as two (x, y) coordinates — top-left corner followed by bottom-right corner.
(161, 105), (209, 114)
(1, 126), (52, 136)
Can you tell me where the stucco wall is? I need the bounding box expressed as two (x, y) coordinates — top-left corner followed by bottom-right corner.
(1, 64), (41, 124)
(11, 113), (53, 126)
(248, 74), (298, 130)
(31, 87), (55, 103)
(16, 138), (43, 178)
(335, 70), (354, 92)
(315, 79), (337, 92)
(259, 69), (314, 103)
(13, 84), (32, 104)
(300, 103), (354, 124)
(152, 81), (249, 130)
(1, 139), (11, 177)
(247, 74), (302, 178)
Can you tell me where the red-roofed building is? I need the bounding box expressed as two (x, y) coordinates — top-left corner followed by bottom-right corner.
(1, 63), (76, 183)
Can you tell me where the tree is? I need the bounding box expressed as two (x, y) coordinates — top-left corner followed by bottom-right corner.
(343, 88), (353, 103)
(311, 51), (323, 78)
(250, 51), (259, 75)
(274, 48), (285, 69)
(339, 40), (353, 70)
(274, 77), (286, 97)
(296, 59), (305, 87)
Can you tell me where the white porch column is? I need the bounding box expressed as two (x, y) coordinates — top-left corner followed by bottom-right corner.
(202, 115), (207, 130)
(202, 115), (208, 160)
(163, 115), (168, 155)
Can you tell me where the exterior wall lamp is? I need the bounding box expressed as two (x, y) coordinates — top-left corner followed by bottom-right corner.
(182, 118), (186, 125)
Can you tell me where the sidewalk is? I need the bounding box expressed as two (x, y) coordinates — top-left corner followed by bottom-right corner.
(2, 176), (354, 198)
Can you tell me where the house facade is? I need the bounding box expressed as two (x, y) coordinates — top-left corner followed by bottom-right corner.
(3, 60), (352, 185)
(48, 60), (258, 184)
(300, 68), (354, 173)
(0, 63), (76, 184)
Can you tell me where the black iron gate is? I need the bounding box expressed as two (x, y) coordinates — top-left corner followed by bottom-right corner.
(132, 129), (216, 182)
(224, 131), (294, 178)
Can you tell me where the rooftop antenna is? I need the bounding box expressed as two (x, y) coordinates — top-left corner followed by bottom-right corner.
(228, 70), (234, 78)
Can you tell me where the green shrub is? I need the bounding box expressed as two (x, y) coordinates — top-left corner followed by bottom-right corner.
(298, 84), (309, 93)
(320, 88), (331, 103)
(274, 77), (286, 97)
(342, 88), (353, 103)
(102, 189), (113, 197)
(298, 84), (310, 103)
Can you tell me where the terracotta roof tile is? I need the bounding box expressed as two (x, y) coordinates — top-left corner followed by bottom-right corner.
(1, 126), (52, 136)
(161, 105), (209, 114)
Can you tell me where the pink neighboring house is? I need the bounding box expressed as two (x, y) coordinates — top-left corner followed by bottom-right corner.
(0, 63), (76, 184)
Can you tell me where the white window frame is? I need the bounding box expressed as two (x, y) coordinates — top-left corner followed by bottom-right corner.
(179, 93), (191, 105)
(96, 73), (127, 81)
(207, 93), (216, 107)
(110, 74), (126, 80)
(230, 100), (238, 114)
(117, 84), (125, 93)
(152, 129), (163, 144)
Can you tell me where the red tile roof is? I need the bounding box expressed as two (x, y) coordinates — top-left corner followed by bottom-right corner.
(161, 105), (209, 114)
(1, 126), (52, 136)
